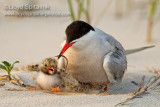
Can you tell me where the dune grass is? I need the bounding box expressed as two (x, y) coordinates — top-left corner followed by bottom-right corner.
(67, 0), (91, 24)
(146, 0), (159, 42)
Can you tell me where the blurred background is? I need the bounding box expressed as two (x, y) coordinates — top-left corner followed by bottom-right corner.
(0, 0), (160, 68)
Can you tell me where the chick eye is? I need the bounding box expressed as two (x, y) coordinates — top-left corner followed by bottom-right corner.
(45, 64), (47, 67)
(35, 64), (39, 67)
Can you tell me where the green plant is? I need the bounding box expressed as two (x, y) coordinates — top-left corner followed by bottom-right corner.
(0, 61), (19, 80)
(146, 0), (159, 42)
(67, 0), (91, 24)
(67, 0), (76, 21)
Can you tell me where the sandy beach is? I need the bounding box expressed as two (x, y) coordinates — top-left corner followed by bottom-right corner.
(0, 0), (160, 107)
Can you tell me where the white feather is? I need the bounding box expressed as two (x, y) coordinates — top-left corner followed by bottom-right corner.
(35, 71), (61, 90)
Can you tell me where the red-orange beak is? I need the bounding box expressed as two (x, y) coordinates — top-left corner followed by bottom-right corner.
(48, 67), (55, 74)
(58, 41), (76, 59)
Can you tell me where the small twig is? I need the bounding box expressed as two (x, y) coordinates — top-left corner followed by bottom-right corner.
(10, 79), (19, 85)
(115, 76), (160, 106)
(0, 75), (9, 79)
(116, 76), (146, 106)
(14, 74), (25, 86)
(132, 75), (145, 95)
(146, 76), (160, 90)
(146, 67), (160, 75)
(143, 76), (156, 91)
(150, 82), (160, 90)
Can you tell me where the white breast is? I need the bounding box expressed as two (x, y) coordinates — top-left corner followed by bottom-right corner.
(35, 71), (61, 90)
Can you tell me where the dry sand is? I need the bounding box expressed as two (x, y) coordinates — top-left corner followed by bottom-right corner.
(0, 0), (160, 107)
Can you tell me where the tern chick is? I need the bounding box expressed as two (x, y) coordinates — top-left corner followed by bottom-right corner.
(57, 69), (107, 93)
(35, 57), (61, 90)
(35, 57), (106, 93)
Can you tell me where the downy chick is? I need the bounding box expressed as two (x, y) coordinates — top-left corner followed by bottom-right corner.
(57, 69), (107, 93)
(35, 57), (107, 93)
(35, 57), (61, 90)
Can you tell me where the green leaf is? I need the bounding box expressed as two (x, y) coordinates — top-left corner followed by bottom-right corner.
(2, 61), (11, 67)
(12, 61), (19, 66)
(10, 61), (19, 70)
(149, 0), (158, 18)
(0, 64), (7, 71)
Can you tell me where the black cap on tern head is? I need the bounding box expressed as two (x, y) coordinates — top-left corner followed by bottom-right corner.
(65, 21), (95, 43)
(58, 21), (95, 59)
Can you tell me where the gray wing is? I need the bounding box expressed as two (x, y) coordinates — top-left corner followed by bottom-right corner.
(103, 36), (127, 83)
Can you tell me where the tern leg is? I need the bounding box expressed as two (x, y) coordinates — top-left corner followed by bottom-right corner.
(104, 86), (108, 92)
(27, 87), (37, 90)
(103, 80), (110, 92)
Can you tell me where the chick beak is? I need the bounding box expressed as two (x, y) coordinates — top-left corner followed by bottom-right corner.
(48, 67), (55, 74)
(58, 41), (76, 59)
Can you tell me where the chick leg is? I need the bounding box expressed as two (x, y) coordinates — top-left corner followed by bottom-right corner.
(51, 86), (60, 92)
